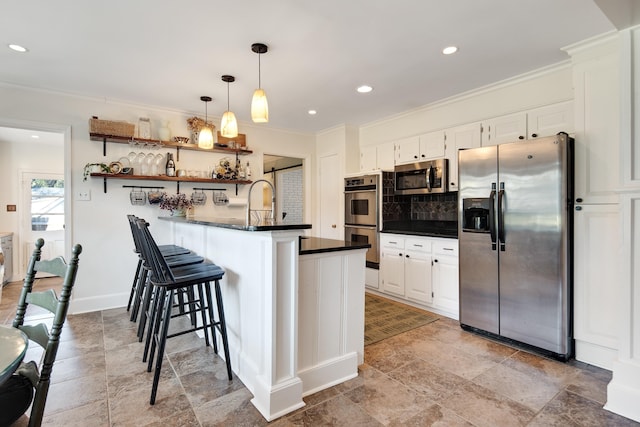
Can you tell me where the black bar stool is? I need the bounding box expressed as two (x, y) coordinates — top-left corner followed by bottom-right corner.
(126, 215), (206, 339)
(135, 219), (232, 405)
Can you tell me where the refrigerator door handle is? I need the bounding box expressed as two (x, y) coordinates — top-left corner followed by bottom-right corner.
(426, 166), (433, 192)
(498, 183), (506, 251)
(490, 186), (497, 250)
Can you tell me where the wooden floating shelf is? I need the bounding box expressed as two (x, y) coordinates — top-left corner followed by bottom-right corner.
(90, 173), (252, 194)
(89, 133), (253, 156)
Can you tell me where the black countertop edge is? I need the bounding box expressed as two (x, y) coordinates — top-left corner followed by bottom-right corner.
(381, 229), (458, 239)
(299, 236), (371, 255)
(158, 216), (312, 231)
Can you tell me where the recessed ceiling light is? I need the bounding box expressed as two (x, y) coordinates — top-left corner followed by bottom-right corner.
(8, 44), (28, 53)
(308, 110), (317, 115)
(31, 135), (40, 139)
(356, 85), (373, 93)
(442, 46), (458, 55)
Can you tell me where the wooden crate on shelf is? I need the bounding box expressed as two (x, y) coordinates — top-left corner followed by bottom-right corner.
(89, 117), (135, 138)
(216, 132), (246, 148)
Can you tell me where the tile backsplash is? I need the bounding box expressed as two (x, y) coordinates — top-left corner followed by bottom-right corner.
(381, 171), (458, 222)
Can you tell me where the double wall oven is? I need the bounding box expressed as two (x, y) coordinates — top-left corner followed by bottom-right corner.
(344, 174), (380, 267)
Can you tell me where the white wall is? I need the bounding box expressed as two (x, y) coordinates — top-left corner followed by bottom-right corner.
(0, 83), (315, 313)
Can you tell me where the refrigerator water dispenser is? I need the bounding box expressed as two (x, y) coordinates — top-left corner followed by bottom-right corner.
(462, 198), (491, 232)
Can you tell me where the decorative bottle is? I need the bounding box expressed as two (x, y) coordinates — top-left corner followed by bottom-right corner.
(165, 153), (175, 176)
(245, 161), (251, 178)
(237, 159), (245, 179)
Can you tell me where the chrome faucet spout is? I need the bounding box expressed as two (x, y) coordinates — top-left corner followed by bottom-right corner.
(246, 179), (276, 225)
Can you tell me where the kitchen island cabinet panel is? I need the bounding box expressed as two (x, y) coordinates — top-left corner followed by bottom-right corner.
(158, 218), (365, 421)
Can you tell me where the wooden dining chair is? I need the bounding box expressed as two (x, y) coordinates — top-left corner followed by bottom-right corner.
(0, 238), (82, 427)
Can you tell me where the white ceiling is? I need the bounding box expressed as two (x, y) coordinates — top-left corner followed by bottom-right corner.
(0, 1), (621, 134)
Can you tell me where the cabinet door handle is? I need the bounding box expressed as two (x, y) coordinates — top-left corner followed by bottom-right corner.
(576, 198), (583, 203)
(518, 135), (525, 140)
(331, 224), (336, 228)
(405, 254), (410, 258)
(531, 133), (538, 138)
(414, 155), (418, 159)
(443, 248), (454, 251)
(575, 206), (582, 211)
(413, 244), (423, 247)
(434, 259), (438, 263)
(399, 253), (403, 257)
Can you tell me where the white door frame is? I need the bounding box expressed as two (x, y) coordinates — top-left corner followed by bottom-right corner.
(0, 117), (72, 277)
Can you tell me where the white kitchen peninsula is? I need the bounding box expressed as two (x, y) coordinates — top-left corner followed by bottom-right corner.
(157, 216), (367, 421)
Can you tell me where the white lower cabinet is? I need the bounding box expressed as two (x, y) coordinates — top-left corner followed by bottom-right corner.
(380, 233), (459, 319)
(404, 238), (433, 304)
(573, 203), (621, 369)
(431, 240), (459, 316)
(380, 236), (406, 296)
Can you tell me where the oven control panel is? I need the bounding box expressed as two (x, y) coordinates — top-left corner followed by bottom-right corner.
(345, 174), (378, 190)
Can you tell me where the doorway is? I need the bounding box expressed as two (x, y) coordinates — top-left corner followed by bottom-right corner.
(263, 154), (304, 223)
(0, 122), (69, 281)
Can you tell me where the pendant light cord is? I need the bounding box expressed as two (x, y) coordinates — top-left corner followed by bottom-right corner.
(258, 53), (261, 88)
(227, 81), (230, 111)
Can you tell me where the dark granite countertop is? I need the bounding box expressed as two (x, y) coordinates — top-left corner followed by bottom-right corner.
(158, 215), (312, 231)
(382, 220), (458, 239)
(299, 236), (370, 255)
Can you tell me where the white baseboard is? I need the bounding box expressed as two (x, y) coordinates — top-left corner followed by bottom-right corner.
(69, 292), (128, 314)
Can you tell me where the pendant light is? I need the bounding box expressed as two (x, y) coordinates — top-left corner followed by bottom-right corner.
(251, 43), (269, 123)
(197, 96), (214, 149)
(220, 75), (238, 138)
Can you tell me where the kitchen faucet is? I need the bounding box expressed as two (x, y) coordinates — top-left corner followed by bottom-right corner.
(246, 179), (276, 225)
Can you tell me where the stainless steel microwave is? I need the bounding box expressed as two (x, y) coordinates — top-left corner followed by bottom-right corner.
(394, 159), (448, 194)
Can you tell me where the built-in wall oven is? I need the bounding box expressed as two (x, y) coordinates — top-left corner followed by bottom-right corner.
(345, 174), (380, 267)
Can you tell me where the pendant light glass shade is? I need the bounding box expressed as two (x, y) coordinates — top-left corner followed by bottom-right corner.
(220, 75), (238, 138)
(198, 126), (214, 149)
(251, 43), (269, 123)
(220, 111), (238, 138)
(251, 88), (269, 123)
(197, 95), (214, 149)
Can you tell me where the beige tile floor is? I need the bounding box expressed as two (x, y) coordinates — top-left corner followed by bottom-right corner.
(1, 278), (638, 426)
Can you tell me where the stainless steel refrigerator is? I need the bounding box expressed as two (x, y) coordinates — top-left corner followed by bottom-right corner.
(458, 133), (573, 360)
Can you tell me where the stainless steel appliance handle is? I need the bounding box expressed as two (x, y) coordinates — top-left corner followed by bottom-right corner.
(344, 189), (377, 193)
(498, 183), (505, 251)
(426, 166), (433, 191)
(344, 224), (376, 230)
(490, 186), (497, 250)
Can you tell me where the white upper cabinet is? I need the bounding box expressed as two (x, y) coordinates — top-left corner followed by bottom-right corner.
(527, 101), (574, 139)
(481, 101), (574, 147)
(445, 122), (482, 191)
(395, 136), (421, 164)
(419, 130), (446, 160)
(573, 52), (620, 204)
(395, 131), (445, 164)
(481, 113), (527, 146)
(360, 145), (377, 172)
(360, 141), (395, 172)
(377, 141), (396, 171)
